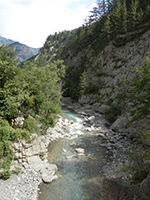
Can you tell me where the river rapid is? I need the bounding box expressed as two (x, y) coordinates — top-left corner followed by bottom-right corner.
(38, 109), (111, 200)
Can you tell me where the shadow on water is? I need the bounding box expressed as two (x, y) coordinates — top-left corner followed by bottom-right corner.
(38, 109), (110, 200)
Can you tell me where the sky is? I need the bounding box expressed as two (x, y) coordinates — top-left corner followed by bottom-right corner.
(0, 0), (96, 48)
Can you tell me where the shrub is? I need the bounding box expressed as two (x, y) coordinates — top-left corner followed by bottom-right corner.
(104, 104), (121, 123)
(23, 116), (38, 133)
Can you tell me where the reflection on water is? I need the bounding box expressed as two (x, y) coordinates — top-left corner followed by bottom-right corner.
(38, 109), (106, 200)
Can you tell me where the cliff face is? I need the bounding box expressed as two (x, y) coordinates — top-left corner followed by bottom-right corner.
(64, 29), (150, 104)
(101, 173), (150, 200)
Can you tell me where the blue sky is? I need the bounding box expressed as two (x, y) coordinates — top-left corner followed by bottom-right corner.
(0, 0), (96, 48)
(67, 0), (96, 10)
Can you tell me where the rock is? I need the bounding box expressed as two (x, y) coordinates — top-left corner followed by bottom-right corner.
(98, 104), (109, 114)
(101, 174), (149, 200)
(110, 115), (129, 132)
(41, 164), (58, 183)
(11, 116), (24, 129)
(86, 116), (95, 125)
(26, 156), (58, 183)
(93, 103), (101, 112)
(66, 155), (74, 159)
(75, 148), (85, 154)
(85, 127), (92, 131)
(78, 95), (91, 105)
(22, 135), (47, 157)
(141, 173), (150, 198)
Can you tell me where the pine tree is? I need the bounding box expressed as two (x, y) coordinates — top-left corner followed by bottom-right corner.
(122, 0), (128, 35)
(102, 15), (112, 42)
(129, 0), (140, 29)
(112, 0), (123, 33)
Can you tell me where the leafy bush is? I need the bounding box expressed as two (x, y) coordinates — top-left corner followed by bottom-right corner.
(129, 57), (150, 122)
(85, 84), (99, 95)
(104, 103), (121, 123)
(0, 117), (30, 179)
(23, 116), (38, 133)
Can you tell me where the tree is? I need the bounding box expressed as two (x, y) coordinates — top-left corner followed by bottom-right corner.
(79, 71), (88, 95)
(129, 0), (141, 29)
(129, 57), (150, 121)
(0, 45), (18, 88)
(112, 0), (123, 33)
(122, 0), (128, 35)
(0, 45), (19, 120)
(101, 15), (112, 42)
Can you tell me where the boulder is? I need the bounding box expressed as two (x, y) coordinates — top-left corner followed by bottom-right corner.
(141, 173), (150, 198)
(26, 156), (58, 183)
(23, 136), (46, 157)
(41, 164), (58, 183)
(75, 148), (85, 154)
(78, 95), (91, 105)
(11, 116), (24, 129)
(98, 104), (109, 114)
(101, 175), (149, 200)
(86, 116), (95, 125)
(110, 115), (129, 132)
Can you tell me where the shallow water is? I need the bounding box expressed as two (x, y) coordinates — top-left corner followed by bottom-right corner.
(38, 109), (108, 200)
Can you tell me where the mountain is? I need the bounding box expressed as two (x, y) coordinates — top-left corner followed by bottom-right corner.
(0, 36), (40, 64)
(9, 42), (39, 64)
(0, 36), (15, 46)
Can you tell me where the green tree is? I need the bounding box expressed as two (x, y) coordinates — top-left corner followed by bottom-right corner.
(0, 45), (20, 120)
(129, 0), (142, 29)
(122, 0), (128, 35)
(129, 57), (150, 121)
(112, 0), (123, 33)
(0, 45), (18, 88)
(79, 71), (88, 95)
(101, 15), (112, 42)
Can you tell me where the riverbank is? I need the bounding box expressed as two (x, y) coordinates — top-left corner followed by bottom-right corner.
(0, 98), (149, 200)
(62, 97), (150, 200)
(0, 115), (72, 200)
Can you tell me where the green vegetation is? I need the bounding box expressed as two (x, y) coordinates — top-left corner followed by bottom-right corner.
(0, 45), (65, 178)
(129, 57), (150, 122)
(104, 103), (121, 123)
(115, 57), (150, 182)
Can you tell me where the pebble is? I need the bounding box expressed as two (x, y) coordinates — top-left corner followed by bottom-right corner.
(0, 166), (42, 200)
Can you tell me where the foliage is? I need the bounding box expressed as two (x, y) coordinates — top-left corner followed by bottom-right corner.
(104, 103), (121, 123)
(23, 116), (38, 133)
(119, 147), (150, 183)
(0, 45), (66, 178)
(129, 57), (150, 121)
(0, 116), (30, 179)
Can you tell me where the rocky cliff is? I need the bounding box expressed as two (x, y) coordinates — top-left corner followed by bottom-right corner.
(101, 173), (150, 200)
(62, 28), (150, 131)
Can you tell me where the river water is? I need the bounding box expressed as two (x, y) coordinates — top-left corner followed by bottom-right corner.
(38, 109), (109, 200)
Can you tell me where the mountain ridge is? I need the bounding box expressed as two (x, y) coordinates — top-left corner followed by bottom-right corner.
(0, 36), (40, 64)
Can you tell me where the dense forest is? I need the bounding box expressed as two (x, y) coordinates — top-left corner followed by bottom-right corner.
(0, 0), (150, 180)
(0, 45), (65, 178)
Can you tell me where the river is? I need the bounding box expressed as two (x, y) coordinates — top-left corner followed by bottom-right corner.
(38, 109), (110, 200)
